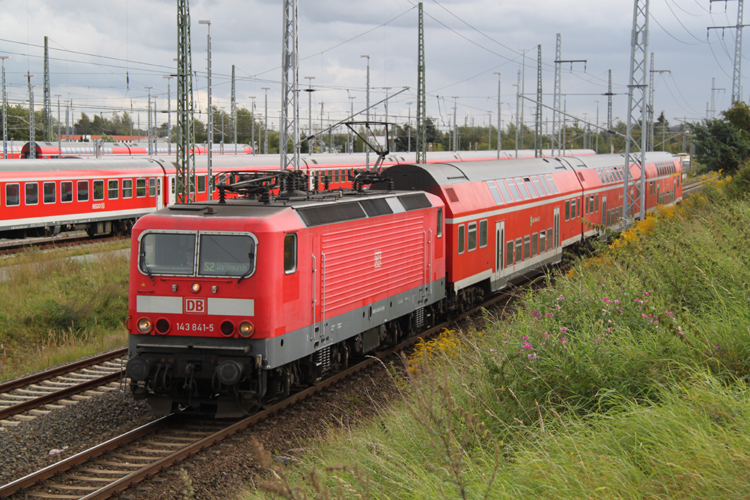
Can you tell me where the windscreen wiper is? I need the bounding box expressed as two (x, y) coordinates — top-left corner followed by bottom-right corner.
(141, 251), (155, 282)
(237, 253), (254, 284)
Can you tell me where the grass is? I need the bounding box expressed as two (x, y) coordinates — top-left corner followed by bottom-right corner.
(0, 246), (130, 382)
(246, 170), (750, 499)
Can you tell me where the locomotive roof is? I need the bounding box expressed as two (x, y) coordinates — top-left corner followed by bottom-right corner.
(155, 189), (435, 228)
(387, 152), (676, 189)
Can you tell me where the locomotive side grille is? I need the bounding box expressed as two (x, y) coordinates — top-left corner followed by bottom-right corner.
(313, 346), (332, 373)
(412, 307), (424, 329)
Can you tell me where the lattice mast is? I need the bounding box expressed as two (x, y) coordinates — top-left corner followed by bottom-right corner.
(552, 34), (562, 155)
(535, 45), (543, 157)
(416, 2), (427, 164)
(232, 65), (237, 153)
(280, 0), (300, 170)
(43, 36), (52, 142)
(622, 0), (650, 225)
(606, 69), (613, 153)
(708, 0), (748, 104)
(176, 0), (196, 203)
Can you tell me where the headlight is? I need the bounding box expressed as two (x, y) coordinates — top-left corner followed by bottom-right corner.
(191, 283), (201, 293)
(239, 321), (254, 337)
(137, 317), (152, 333)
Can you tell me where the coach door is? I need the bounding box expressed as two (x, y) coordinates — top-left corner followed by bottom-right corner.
(312, 234), (323, 342)
(554, 208), (560, 248)
(156, 179), (164, 210)
(168, 176), (177, 205)
(492, 221), (505, 290)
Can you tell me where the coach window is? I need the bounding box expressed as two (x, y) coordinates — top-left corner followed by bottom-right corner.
(514, 177), (530, 200)
(497, 180), (513, 202)
(6, 183), (19, 206)
(468, 222), (477, 251)
(93, 180), (105, 201)
(77, 181), (89, 202)
(61, 181), (73, 203)
(123, 179), (133, 199)
(437, 208), (443, 237)
(197, 176), (206, 193)
(335, 170), (340, 183)
(108, 180), (119, 199)
(532, 233), (538, 256)
(515, 238), (523, 262)
(479, 220), (488, 248)
(595, 193), (599, 212)
(571, 198), (577, 219)
(284, 233), (297, 274)
(506, 179), (522, 201)
(43, 182), (56, 204)
(458, 225), (465, 254)
(149, 178), (156, 197)
(506, 241), (514, 267)
(524, 178), (538, 198)
(540, 230), (546, 253)
(565, 200), (570, 221)
(136, 178), (146, 198)
(544, 174), (559, 194)
(523, 235), (531, 260)
(25, 183), (38, 205)
(534, 176), (548, 196)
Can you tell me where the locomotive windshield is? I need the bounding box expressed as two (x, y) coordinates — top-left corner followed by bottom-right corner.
(198, 234), (255, 277)
(140, 233), (196, 275)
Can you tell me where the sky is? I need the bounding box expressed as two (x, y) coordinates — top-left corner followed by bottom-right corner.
(0, 0), (743, 139)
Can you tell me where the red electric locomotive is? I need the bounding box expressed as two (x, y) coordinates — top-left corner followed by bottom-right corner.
(126, 170), (445, 416)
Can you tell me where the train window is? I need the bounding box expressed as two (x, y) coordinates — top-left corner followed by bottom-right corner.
(25, 183), (38, 205)
(467, 222), (477, 251)
(548, 227), (554, 249)
(534, 176), (549, 196)
(141, 232), (197, 275)
(108, 180), (119, 200)
(61, 181), (73, 203)
(77, 181), (89, 202)
(515, 238), (523, 262)
(149, 178), (156, 197)
(565, 200), (570, 221)
(479, 220), (488, 248)
(123, 179), (133, 199)
(506, 241), (514, 267)
(458, 225), (465, 254)
(506, 179), (522, 201)
(437, 208), (443, 238)
(197, 176), (206, 193)
(575, 198), (580, 218)
(136, 179), (146, 198)
(594, 169), (604, 183)
(514, 177), (530, 200)
(6, 183), (20, 206)
(595, 194), (599, 212)
(284, 233), (297, 274)
(335, 170), (340, 183)
(487, 181), (503, 205)
(199, 234), (255, 277)
(171, 177), (175, 194)
(497, 180), (513, 202)
(523, 178), (538, 198)
(583, 197), (588, 215)
(523, 235), (531, 260)
(540, 230), (546, 253)
(43, 182), (56, 204)
(93, 180), (104, 201)
(532, 233), (538, 256)
(544, 174), (559, 194)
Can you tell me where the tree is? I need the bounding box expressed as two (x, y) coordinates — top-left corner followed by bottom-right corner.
(690, 117), (750, 174)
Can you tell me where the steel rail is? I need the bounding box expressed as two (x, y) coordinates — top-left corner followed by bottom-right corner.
(0, 348), (127, 394)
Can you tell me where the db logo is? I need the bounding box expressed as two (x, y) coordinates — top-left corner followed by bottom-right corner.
(185, 298), (206, 315)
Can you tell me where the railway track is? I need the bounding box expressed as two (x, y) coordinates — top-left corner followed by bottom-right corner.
(0, 348), (128, 428)
(682, 178), (705, 196)
(0, 234), (127, 257)
(0, 291), (514, 500)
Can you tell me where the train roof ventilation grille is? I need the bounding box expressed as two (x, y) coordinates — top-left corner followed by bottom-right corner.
(297, 203), (366, 227)
(360, 198), (393, 217)
(399, 193), (432, 211)
(444, 187), (459, 203)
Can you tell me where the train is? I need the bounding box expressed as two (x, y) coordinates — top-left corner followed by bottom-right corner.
(124, 152), (683, 417)
(19, 141), (253, 159)
(0, 150), (594, 240)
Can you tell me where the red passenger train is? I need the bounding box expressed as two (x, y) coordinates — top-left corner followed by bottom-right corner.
(0, 150), (594, 240)
(125, 152), (682, 416)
